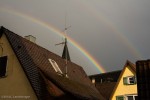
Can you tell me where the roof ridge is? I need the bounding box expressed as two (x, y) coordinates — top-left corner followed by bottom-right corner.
(89, 70), (122, 77)
(126, 60), (136, 72)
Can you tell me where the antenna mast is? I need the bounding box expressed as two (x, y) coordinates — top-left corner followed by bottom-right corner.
(55, 1), (71, 77)
(63, 0), (71, 77)
(63, 16), (71, 77)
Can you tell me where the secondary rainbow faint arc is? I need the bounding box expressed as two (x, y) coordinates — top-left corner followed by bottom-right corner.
(0, 7), (106, 73)
(77, 0), (143, 59)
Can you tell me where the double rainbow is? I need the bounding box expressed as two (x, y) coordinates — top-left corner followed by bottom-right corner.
(0, 7), (106, 73)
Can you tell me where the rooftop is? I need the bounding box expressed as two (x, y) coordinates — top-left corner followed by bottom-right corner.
(0, 26), (105, 100)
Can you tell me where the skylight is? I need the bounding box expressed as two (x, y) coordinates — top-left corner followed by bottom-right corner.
(48, 59), (63, 75)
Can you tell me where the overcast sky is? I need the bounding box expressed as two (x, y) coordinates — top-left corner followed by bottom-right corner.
(0, 0), (150, 75)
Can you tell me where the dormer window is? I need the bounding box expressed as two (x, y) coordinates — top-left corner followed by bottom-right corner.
(0, 56), (8, 78)
(48, 59), (63, 75)
(123, 76), (136, 85)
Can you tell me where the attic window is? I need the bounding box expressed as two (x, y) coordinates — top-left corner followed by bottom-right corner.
(48, 59), (63, 75)
(123, 76), (136, 85)
(0, 56), (8, 78)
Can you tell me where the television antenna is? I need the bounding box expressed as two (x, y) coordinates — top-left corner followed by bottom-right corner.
(55, 9), (71, 78)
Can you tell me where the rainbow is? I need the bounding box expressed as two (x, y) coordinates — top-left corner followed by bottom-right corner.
(0, 7), (106, 73)
(75, 0), (143, 59)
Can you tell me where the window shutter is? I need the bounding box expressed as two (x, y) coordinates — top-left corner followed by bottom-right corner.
(134, 76), (137, 84)
(123, 77), (128, 85)
(116, 96), (124, 100)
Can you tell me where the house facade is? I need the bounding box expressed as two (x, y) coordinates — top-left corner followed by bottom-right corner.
(110, 61), (137, 100)
(0, 31), (37, 99)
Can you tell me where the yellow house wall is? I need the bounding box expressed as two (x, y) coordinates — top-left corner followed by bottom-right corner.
(0, 34), (37, 100)
(111, 66), (137, 100)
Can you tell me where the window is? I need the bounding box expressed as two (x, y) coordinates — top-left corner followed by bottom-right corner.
(123, 76), (136, 85)
(116, 95), (138, 100)
(127, 96), (133, 100)
(48, 59), (63, 75)
(116, 96), (124, 100)
(134, 96), (138, 100)
(92, 78), (95, 84)
(0, 56), (8, 77)
(125, 95), (138, 100)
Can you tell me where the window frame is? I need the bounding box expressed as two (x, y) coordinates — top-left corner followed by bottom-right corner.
(123, 76), (136, 85)
(116, 94), (138, 100)
(125, 94), (138, 100)
(48, 59), (63, 75)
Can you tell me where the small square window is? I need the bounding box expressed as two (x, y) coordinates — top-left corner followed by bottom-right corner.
(0, 56), (8, 77)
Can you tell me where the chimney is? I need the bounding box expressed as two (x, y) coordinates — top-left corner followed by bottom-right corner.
(24, 35), (36, 43)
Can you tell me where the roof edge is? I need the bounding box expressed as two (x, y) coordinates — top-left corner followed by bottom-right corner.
(40, 70), (103, 99)
(126, 60), (136, 72)
(89, 70), (122, 77)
